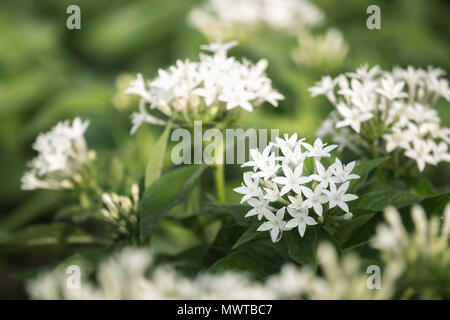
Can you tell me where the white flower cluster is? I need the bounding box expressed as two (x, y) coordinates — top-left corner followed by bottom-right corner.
(27, 243), (399, 300)
(21, 118), (94, 190)
(234, 134), (359, 242)
(101, 184), (140, 239)
(371, 204), (450, 273)
(310, 65), (450, 172)
(292, 28), (348, 71)
(188, 0), (324, 40)
(125, 41), (284, 133)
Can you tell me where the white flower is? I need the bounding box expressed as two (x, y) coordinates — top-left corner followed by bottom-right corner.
(310, 160), (337, 188)
(188, 0), (324, 40)
(376, 76), (408, 100)
(383, 128), (412, 153)
(404, 138), (436, 171)
(336, 103), (373, 133)
(432, 141), (450, 163)
(235, 135), (359, 242)
(301, 185), (328, 216)
(302, 138), (337, 158)
(273, 163), (310, 196)
(285, 207), (317, 237)
(126, 41), (283, 132)
(246, 196), (273, 220)
(310, 64), (450, 172)
(263, 183), (281, 202)
(21, 118), (92, 191)
(322, 181), (357, 213)
(257, 207), (288, 243)
(233, 173), (261, 203)
(287, 195), (304, 210)
(347, 64), (381, 81)
(292, 28), (348, 71)
(332, 158), (359, 183)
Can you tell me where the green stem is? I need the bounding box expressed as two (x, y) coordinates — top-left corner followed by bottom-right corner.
(369, 139), (386, 185)
(214, 162), (226, 204)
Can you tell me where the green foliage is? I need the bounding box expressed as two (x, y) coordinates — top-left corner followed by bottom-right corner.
(0, 223), (110, 248)
(145, 121), (172, 189)
(139, 165), (207, 240)
(0, 0), (449, 299)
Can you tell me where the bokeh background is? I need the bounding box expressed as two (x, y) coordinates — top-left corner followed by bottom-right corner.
(0, 0), (449, 298)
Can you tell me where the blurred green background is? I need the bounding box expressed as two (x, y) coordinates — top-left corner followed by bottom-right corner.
(0, 0), (449, 298)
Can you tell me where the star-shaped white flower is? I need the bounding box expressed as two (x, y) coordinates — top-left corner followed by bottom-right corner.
(322, 181), (358, 213)
(272, 164), (311, 196)
(404, 138), (436, 172)
(332, 158), (359, 183)
(336, 103), (373, 133)
(246, 195), (273, 220)
(233, 173), (260, 203)
(376, 76), (408, 100)
(285, 207), (317, 237)
(257, 207), (287, 243)
(287, 195), (305, 211)
(301, 185), (328, 216)
(383, 128), (412, 153)
(310, 160), (338, 188)
(303, 138), (338, 158)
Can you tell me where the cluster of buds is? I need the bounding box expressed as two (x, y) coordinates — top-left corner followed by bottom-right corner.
(100, 184), (140, 240)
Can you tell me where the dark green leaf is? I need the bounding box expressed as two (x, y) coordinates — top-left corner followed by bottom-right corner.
(334, 212), (376, 245)
(201, 224), (246, 268)
(349, 190), (419, 212)
(406, 176), (436, 198)
(145, 120), (172, 189)
(421, 192), (450, 216)
(139, 164), (207, 240)
(232, 223), (267, 249)
(347, 157), (389, 194)
(196, 204), (256, 227)
(208, 249), (282, 280)
(1, 223), (110, 247)
(285, 228), (319, 268)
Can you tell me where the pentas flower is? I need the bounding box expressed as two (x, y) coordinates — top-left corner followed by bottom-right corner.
(188, 0), (324, 40)
(371, 204), (450, 290)
(21, 118), (94, 191)
(125, 41), (283, 133)
(311, 64), (450, 172)
(292, 28), (348, 71)
(234, 135), (359, 242)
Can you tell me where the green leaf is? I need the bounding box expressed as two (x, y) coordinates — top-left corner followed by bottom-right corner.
(334, 212), (376, 245)
(350, 190), (420, 212)
(285, 228), (319, 268)
(139, 164), (207, 240)
(0, 191), (69, 232)
(195, 204), (256, 227)
(0, 223), (109, 247)
(347, 157), (389, 194)
(145, 120), (172, 189)
(406, 176), (436, 198)
(232, 223), (267, 249)
(208, 248), (282, 280)
(302, 157), (315, 176)
(421, 192), (450, 216)
(201, 224), (246, 268)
